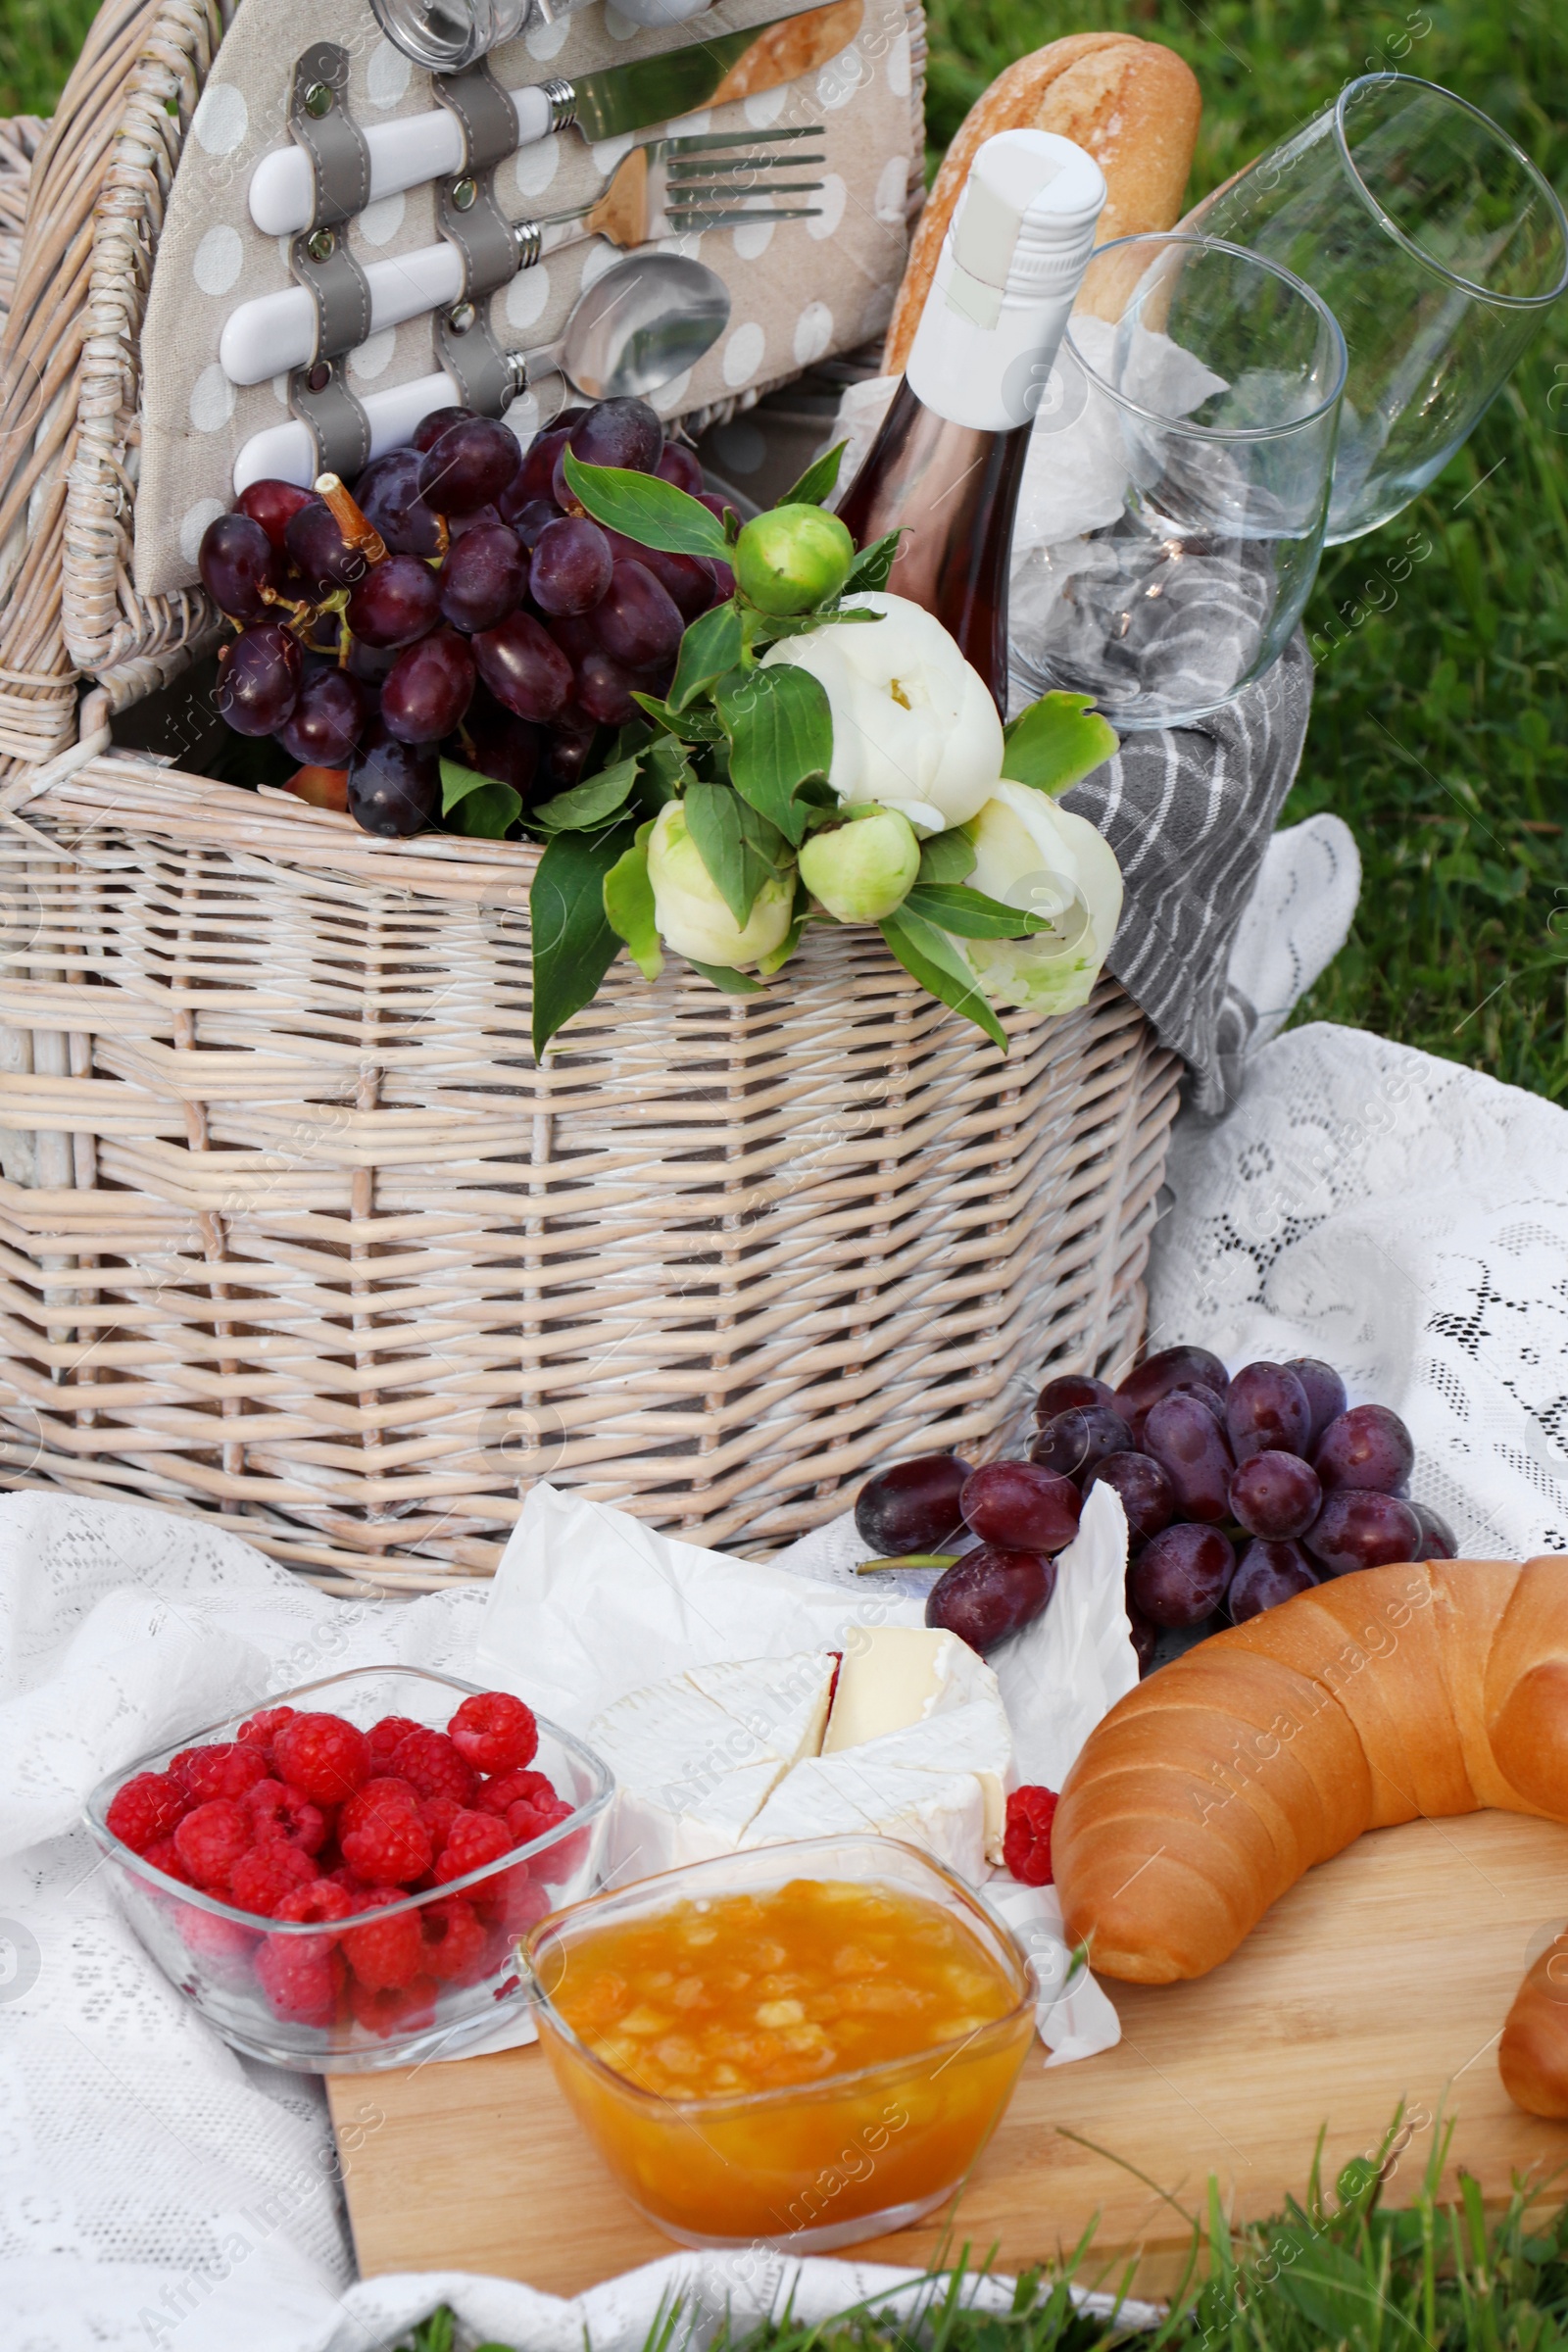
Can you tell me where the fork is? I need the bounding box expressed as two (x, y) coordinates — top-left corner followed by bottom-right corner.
(219, 128), (826, 388)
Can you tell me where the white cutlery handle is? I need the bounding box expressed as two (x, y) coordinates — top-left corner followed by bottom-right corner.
(247, 85), (558, 238)
(220, 240), (469, 385)
(231, 359), (564, 493)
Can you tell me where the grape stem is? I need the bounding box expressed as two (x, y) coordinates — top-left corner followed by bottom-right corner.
(315, 471), (388, 566)
(854, 1553), (959, 1574)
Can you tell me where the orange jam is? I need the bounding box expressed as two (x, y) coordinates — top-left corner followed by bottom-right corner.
(531, 1877), (1034, 2249)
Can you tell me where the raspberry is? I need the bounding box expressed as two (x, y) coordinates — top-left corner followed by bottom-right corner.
(245, 1778), (328, 1855)
(181, 1741), (271, 1805)
(449, 1690), (538, 1776)
(167, 1749), (204, 1791)
(421, 1895), (493, 1984)
(1003, 1785), (1058, 1886)
(474, 1768), (555, 1818)
(256, 1935), (341, 2025)
(342, 1887), (424, 1991)
(181, 1907), (257, 1966)
(388, 1728), (477, 1808)
(338, 1778), (432, 1885)
(172, 1798), (254, 1893)
(505, 1794), (571, 1847)
(418, 1794), (463, 1857)
(347, 1974), (438, 2038)
(229, 1840), (319, 1919)
(477, 1862), (550, 1935)
(237, 1705), (296, 1756)
(367, 1714), (421, 1772)
(275, 1880), (355, 1929)
(431, 1808), (513, 1886)
(271, 1713), (371, 1805)
(141, 1837), (193, 1886)
(106, 1771), (187, 1855)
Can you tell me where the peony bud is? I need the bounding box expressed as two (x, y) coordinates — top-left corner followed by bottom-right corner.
(798, 807), (920, 923)
(951, 784), (1124, 1015)
(646, 800), (795, 968)
(735, 505), (854, 615)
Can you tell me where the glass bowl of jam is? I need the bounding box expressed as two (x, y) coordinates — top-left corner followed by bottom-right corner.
(522, 1835), (1036, 2251)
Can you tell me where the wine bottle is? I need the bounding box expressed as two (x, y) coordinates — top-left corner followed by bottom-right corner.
(837, 131), (1106, 710)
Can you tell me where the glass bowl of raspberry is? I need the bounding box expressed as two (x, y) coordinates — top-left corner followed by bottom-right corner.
(83, 1666), (613, 2072)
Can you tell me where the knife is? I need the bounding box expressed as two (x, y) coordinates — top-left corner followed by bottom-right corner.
(248, 0), (861, 237)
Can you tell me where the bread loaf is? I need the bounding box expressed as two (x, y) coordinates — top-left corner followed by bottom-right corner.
(1054, 1557), (1568, 2113)
(884, 34), (1201, 376)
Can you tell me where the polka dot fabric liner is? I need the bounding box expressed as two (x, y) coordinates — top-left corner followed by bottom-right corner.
(134, 0), (917, 599)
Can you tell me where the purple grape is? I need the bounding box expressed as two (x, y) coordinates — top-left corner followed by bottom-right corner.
(507, 498), (562, 551)
(545, 710), (598, 784)
(235, 478), (317, 551)
(1284, 1357), (1348, 1449)
(473, 610), (573, 723)
(275, 666), (367, 766)
(381, 626), (475, 743)
(575, 648), (639, 727)
(461, 688), (541, 799)
(1229, 1539), (1319, 1623)
(1085, 1449), (1174, 1542)
(1313, 1404), (1414, 1495)
(410, 405), (470, 454)
(601, 527), (720, 623)
(347, 722), (439, 837)
(1130, 1523), (1236, 1628)
(1127, 1604), (1160, 1675)
(530, 516), (612, 617)
(593, 560), (683, 669)
(418, 417), (522, 516)
(1304, 1488), (1422, 1577)
(568, 396), (663, 475)
(355, 449), (444, 561)
(215, 621), (301, 735)
(503, 430), (570, 521)
(437, 522), (528, 633)
(926, 1546), (1055, 1655)
(346, 553), (442, 649)
(1035, 1373), (1118, 1423)
(854, 1452), (971, 1554)
(1168, 1381), (1229, 1427)
(656, 439), (704, 494)
(1225, 1361), (1312, 1463)
(200, 513), (283, 621)
(1410, 1500), (1457, 1558)
(345, 636), (398, 686)
(1115, 1345), (1230, 1439)
(1029, 1404), (1132, 1483)
(1142, 1391), (1235, 1522)
(1228, 1449), (1321, 1541)
(448, 503), (502, 545)
(284, 499), (367, 594)
(960, 1460), (1082, 1553)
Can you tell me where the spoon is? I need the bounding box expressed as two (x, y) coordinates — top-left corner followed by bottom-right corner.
(231, 252), (730, 493)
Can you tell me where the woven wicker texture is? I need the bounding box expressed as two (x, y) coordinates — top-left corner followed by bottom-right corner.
(0, 764), (1179, 1591)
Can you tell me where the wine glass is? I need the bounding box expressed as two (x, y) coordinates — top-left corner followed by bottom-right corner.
(1009, 233), (1346, 732)
(1188, 74), (1568, 543)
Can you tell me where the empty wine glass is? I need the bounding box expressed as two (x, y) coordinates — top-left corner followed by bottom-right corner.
(1009, 233), (1346, 731)
(1188, 74), (1568, 543)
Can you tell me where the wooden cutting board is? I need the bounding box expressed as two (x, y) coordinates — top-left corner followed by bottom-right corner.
(328, 1811), (1568, 2300)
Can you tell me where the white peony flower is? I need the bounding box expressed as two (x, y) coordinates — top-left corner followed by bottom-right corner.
(646, 800), (795, 969)
(760, 591), (1004, 836)
(956, 782), (1124, 1015)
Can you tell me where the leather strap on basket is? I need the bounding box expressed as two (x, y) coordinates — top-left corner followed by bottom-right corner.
(287, 356), (372, 483)
(289, 42), (371, 230)
(431, 62), (524, 418)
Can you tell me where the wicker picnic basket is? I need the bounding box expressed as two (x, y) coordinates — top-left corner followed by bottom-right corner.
(0, 0), (1183, 1591)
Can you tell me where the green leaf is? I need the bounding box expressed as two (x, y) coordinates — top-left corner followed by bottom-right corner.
(632, 691), (725, 742)
(758, 875), (812, 977)
(689, 958), (764, 993)
(641, 733), (692, 808)
(780, 440), (846, 509)
(904, 881), (1057, 938)
(683, 778), (787, 926)
(603, 837), (663, 982)
(916, 830), (977, 886)
(1001, 691), (1118, 797)
(439, 757), (521, 840)
(562, 450), (729, 559)
(669, 601), (745, 711)
(878, 906), (1008, 1052)
(529, 822), (636, 1057)
(843, 530), (902, 594)
(715, 665), (834, 849)
(529, 754), (642, 834)
(754, 605), (881, 643)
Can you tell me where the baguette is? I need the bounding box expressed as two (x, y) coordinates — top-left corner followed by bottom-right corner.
(1053, 1557), (1568, 2115)
(884, 34), (1201, 375)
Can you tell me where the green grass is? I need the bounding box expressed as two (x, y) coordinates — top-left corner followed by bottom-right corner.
(6, 0), (1567, 1096)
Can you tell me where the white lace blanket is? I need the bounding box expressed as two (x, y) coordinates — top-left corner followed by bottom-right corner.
(4, 823), (1566, 2348)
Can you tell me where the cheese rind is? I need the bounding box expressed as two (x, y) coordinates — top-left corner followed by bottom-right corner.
(685, 1651), (835, 1771)
(741, 1754), (989, 1884)
(848, 1696), (1017, 1863)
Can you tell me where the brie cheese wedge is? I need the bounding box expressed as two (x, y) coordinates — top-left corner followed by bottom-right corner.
(845, 1696), (1017, 1863)
(741, 1755), (989, 1885)
(823, 1626), (995, 1751)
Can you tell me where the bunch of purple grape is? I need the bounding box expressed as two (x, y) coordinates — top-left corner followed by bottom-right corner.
(853, 1344), (1455, 1669)
(198, 398), (730, 838)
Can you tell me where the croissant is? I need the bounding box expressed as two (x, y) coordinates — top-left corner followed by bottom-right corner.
(1053, 1556), (1568, 2115)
